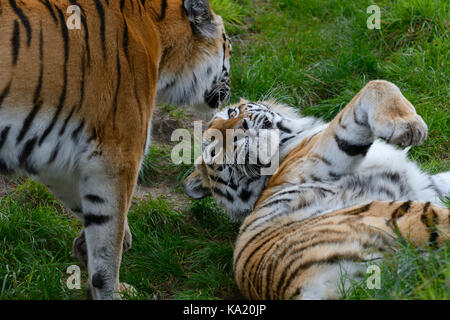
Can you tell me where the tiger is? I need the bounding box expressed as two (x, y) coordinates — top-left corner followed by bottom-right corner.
(0, 0), (231, 299)
(183, 80), (450, 300)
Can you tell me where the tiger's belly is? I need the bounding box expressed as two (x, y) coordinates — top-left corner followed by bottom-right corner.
(291, 170), (443, 222)
(0, 106), (93, 211)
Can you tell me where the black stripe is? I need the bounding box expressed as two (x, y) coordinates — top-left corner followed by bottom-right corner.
(69, 0), (91, 65)
(84, 214), (110, 227)
(422, 201), (431, 216)
(280, 135), (295, 144)
(48, 143), (60, 164)
(17, 100), (43, 144)
(343, 202), (373, 216)
(59, 105), (76, 136)
(93, 0), (107, 59)
(123, 19), (129, 55)
(0, 159), (14, 175)
(71, 119), (85, 142)
(39, 7), (69, 146)
(158, 0), (168, 21)
(11, 20), (20, 65)
(0, 127), (11, 150)
(391, 201), (412, 220)
(334, 134), (372, 156)
(137, 0), (143, 15)
(84, 194), (106, 204)
(0, 82), (12, 109)
(381, 172), (401, 183)
(17, 25), (44, 144)
(276, 121), (292, 133)
(73, 53), (87, 115)
(420, 203), (439, 247)
(19, 136), (38, 174)
(212, 187), (234, 202)
(239, 189), (253, 202)
(329, 171), (341, 179)
(38, 0), (58, 25)
(9, 0), (32, 46)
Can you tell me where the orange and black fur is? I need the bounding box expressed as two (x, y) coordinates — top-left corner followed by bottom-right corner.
(0, 0), (231, 299)
(184, 80), (450, 299)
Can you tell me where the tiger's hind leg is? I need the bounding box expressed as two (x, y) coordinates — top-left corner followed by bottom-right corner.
(301, 80), (427, 181)
(77, 155), (140, 299)
(283, 201), (449, 300)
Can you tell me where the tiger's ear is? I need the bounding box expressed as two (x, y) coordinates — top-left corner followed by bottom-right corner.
(183, 169), (212, 199)
(239, 97), (249, 104)
(184, 0), (218, 38)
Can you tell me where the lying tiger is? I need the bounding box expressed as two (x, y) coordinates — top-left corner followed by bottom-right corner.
(183, 80), (450, 300)
(0, 0), (230, 299)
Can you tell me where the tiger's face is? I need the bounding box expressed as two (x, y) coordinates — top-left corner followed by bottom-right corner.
(155, 0), (231, 111)
(183, 100), (295, 220)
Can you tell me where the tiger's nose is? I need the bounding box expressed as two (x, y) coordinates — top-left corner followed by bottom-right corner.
(204, 82), (230, 109)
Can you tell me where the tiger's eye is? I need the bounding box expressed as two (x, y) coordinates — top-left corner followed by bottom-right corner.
(228, 108), (237, 118)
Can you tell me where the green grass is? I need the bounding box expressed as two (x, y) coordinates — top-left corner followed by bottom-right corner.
(0, 0), (448, 299)
(341, 235), (450, 300)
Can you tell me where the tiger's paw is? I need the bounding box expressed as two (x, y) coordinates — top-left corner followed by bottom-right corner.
(72, 231), (88, 268)
(364, 80), (428, 147)
(372, 114), (428, 147)
(123, 223), (132, 252)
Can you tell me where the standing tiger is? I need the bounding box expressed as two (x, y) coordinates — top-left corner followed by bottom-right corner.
(0, 0), (231, 299)
(183, 80), (450, 299)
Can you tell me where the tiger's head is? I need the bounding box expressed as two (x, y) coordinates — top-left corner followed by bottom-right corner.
(154, 0), (231, 111)
(183, 100), (306, 220)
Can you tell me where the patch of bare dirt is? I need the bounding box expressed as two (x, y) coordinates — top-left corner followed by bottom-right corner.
(134, 105), (206, 208)
(133, 184), (190, 211)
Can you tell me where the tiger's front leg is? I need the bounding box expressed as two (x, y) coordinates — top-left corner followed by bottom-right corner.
(72, 218), (132, 269)
(77, 153), (140, 300)
(303, 80), (427, 180)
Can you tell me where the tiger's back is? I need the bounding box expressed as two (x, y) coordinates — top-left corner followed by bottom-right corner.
(0, 1), (159, 178)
